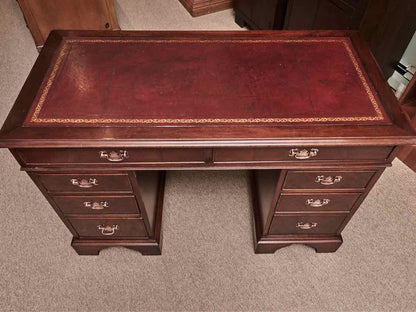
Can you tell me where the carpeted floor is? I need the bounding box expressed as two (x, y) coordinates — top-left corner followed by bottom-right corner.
(0, 1), (415, 311)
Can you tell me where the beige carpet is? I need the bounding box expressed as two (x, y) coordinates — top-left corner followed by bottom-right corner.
(0, 1), (415, 311)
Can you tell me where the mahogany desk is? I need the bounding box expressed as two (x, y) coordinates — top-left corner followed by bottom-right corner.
(0, 30), (415, 256)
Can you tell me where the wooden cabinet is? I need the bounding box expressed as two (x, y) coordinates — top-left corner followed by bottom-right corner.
(17, 0), (119, 51)
(235, 0), (288, 29)
(359, 0), (416, 78)
(178, 0), (233, 17)
(234, 0), (367, 30)
(284, 0), (368, 30)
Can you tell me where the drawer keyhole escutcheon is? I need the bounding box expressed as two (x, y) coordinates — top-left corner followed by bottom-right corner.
(306, 199), (330, 207)
(296, 222), (318, 230)
(71, 178), (99, 188)
(97, 225), (119, 236)
(289, 148), (319, 160)
(315, 175), (342, 185)
(100, 150), (129, 162)
(84, 201), (109, 210)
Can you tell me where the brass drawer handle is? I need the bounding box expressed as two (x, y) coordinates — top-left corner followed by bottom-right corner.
(306, 199), (330, 207)
(296, 222), (317, 230)
(315, 175), (342, 185)
(97, 225), (119, 236)
(289, 148), (319, 160)
(100, 150), (128, 162)
(83, 201), (109, 210)
(71, 178), (98, 188)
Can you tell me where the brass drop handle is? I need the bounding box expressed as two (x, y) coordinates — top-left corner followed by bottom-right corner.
(315, 175), (342, 185)
(100, 150), (128, 162)
(97, 225), (119, 236)
(84, 201), (109, 210)
(296, 222), (317, 230)
(306, 199), (330, 207)
(71, 178), (98, 188)
(289, 148), (319, 160)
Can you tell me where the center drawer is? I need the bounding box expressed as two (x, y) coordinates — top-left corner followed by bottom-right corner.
(17, 148), (209, 165)
(53, 195), (140, 215)
(69, 217), (148, 238)
(36, 173), (132, 193)
(214, 146), (392, 163)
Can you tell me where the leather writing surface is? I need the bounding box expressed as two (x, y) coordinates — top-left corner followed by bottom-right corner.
(25, 37), (390, 126)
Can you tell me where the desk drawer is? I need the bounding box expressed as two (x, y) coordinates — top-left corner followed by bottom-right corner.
(276, 193), (361, 212)
(283, 170), (376, 190)
(37, 173), (132, 193)
(17, 148), (208, 165)
(269, 214), (347, 235)
(214, 146), (392, 163)
(69, 217), (147, 238)
(53, 195), (139, 215)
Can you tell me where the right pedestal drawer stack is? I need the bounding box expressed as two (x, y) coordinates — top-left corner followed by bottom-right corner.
(251, 145), (395, 253)
(270, 169), (377, 235)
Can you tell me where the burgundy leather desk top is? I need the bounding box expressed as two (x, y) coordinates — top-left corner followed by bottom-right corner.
(24, 34), (389, 126)
(0, 30), (415, 148)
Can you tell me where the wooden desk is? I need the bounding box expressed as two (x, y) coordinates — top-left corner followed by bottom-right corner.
(0, 30), (414, 256)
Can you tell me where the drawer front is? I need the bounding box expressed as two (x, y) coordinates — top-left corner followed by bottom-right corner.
(17, 148), (208, 165)
(53, 195), (139, 215)
(37, 173), (132, 193)
(214, 146), (392, 163)
(69, 218), (148, 238)
(276, 193), (361, 212)
(283, 171), (376, 190)
(269, 214), (347, 235)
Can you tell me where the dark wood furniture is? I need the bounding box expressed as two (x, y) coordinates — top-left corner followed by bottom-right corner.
(359, 0), (416, 78)
(397, 75), (416, 171)
(234, 0), (288, 30)
(399, 74), (416, 107)
(178, 0), (233, 17)
(17, 0), (119, 51)
(397, 110), (416, 171)
(285, 0), (369, 30)
(235, 0), (368, 30)
(234, 0), (416, 78)
(0, 30), (415, 256)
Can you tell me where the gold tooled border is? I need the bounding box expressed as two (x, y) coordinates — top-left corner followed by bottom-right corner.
(28, 38), (386, 125)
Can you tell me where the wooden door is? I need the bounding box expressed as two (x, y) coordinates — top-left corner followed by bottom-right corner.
(17, 0), (120, 50)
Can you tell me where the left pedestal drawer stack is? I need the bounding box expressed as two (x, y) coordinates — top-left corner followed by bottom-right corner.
(12, 148), (165, 255)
